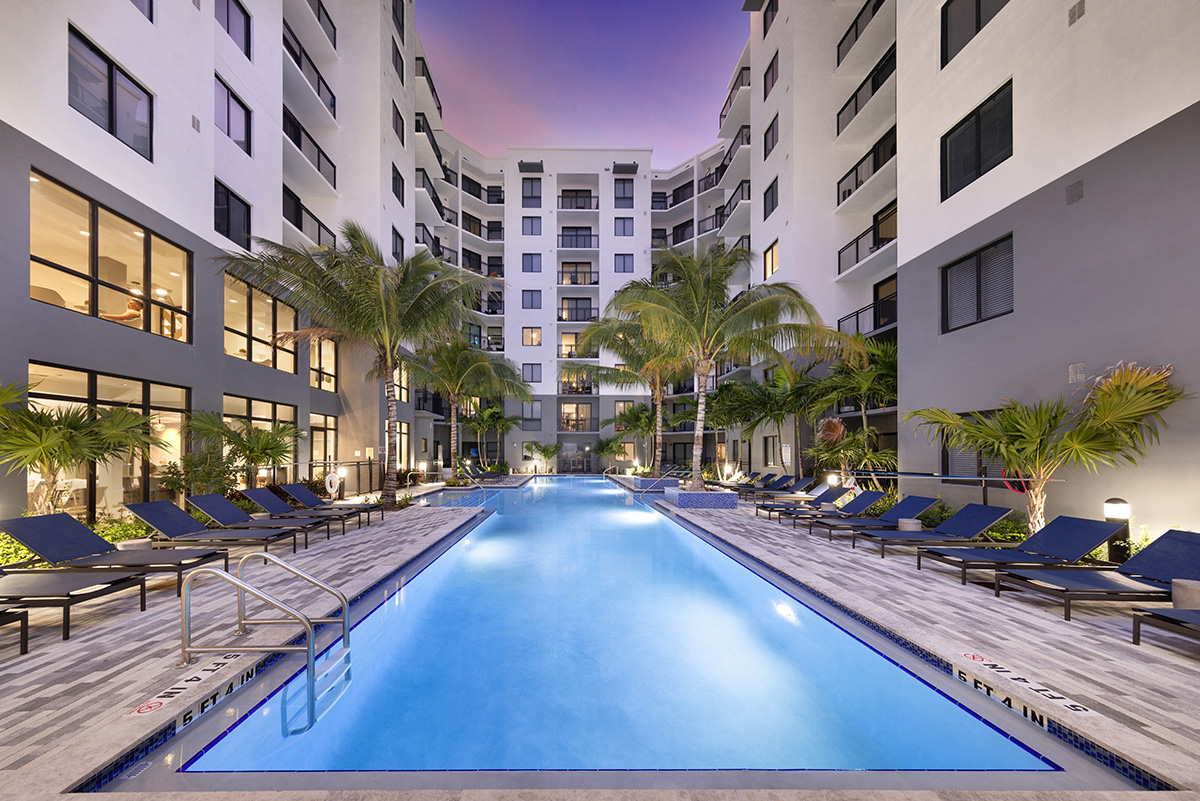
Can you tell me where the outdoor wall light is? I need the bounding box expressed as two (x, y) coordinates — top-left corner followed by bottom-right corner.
(827, 473), (841, 486)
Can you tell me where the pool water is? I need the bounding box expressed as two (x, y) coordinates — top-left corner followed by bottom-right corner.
(184, 476), (1052, 773)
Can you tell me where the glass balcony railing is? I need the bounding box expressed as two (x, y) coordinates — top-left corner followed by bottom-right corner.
(557, 346), (598, 359)
(837, 291), (897, 335)
(416, 168), (446, 220)
(559, 195), (599, 210)
(282, 106), (336, 187)
(559, 382), (597, 395)
(719, 125), (751, 177)
(838, 204), (897, 274)
(414, 223), (442, 257)
(306, 0), (336, 48)
(415, 57), (443, 118)
(559, 417), (599, 432)
(282, 20), (336, 117)
(282, 185), (334, 247)
(837, 0), (888, 67)
(837, 45), (896, 135)
(558, 308), (598, 322)
(719, 67), (751, 128)
(558, 233), (599, 248)
(558, 271), (599, 286)
(721, 180), (751, 221)
(837, 127), (896, 205)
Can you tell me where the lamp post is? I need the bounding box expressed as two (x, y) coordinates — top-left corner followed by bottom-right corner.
(1103, 497), (1131, 563)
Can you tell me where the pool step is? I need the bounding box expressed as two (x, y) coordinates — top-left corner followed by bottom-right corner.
(282, 646), (352, 735)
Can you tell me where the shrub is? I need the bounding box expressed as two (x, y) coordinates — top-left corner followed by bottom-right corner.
(1, 515), (152, 567)
(917, 499), (956, 529)
(444, 477), (470, 488)
(861, 486), (898, 519)
(396, 493), (414, 509)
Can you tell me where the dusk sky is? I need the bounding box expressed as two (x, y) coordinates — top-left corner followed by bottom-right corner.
(413, 0), (751, 168)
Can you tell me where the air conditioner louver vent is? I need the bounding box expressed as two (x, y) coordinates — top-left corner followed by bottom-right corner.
(191, 115), (201, 132)
(1069, 0), (1085, 26)
(1066, 180), (1084, 205)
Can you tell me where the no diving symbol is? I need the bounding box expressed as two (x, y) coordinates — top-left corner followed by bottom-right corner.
(963, 653), (985, 662)
(130, 701), (163, 715)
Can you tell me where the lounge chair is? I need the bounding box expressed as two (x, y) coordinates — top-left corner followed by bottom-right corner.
(0, 513), (227, 596)
(280, 483), (383, 522)
(126, 500), (308, 553)
(1132, 607), (1200, 646)
(738, 474), (794, 500)
(772, 486), (854, 523)
(0, 606), (28, 654)
(779, 489), (885, 528)
(918, 515), (1125, 585)
(709, 471), (760, 489)
(187, 494), (335, 540)
(0, 567), (144, 640)
(806, 495), (939, 539)
(745, 476), (818, 503)
(239, 487), (359, 531)
(995, 529), (1200, 621)
(754, 484), (841, 519)
(851, 503), (1013, 558)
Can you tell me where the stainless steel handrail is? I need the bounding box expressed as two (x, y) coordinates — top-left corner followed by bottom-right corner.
(235, 553), (350, 650)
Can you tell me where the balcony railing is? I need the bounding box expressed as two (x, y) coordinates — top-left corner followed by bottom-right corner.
(558, 271), (599, 286)
(414, 391), (444, 415)
(559, 417), (599, 432)
(486, 223), (504, 241)
(721, 180), (751, 221)
(282, 106), (336, 187)
(559, 195), (599, 210)
(558, 346), (598, 359)
(486, 187), (504, 204)
(282, 20), (336, 117)
(732, 234), (751, 251)
(698, 170), (721, 193)
(415, 57), (443, 118)
(442, 207), (458, 226)
(441, 247), (458, 266)
(416, 168), (446, 220)
(719, 66), (751, 127)
(477, 300), (504, 315)
(558, 233), (599, 248)
(837, 0), (888, 67)
(306, 0), (336, 48)
(837, 291), (897, 335)
(719, 125), (751, 177)
(651, 194), (668, 210)
(837, 45), (896, 135)
(282, 185), (335, 247)
(669, 183), (695, 208)
(838, 204), (897, 274)
(415, 223), (442, 257)
(558, 308), (598, 322)
(486, 261), (504, 279)
(486, 337), (504, 352)
(698, 209), (726, 235)
(559, 382), (597, 395)
(837, 127), (896, 205)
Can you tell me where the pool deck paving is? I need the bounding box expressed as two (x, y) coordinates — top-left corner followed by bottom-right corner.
(0, 481), (1198, 800)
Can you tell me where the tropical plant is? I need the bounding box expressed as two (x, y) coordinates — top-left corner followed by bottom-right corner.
(805, 417), (898, 489)
(404, 338), (532, 476)
(807, 335), (898, 449)
(608, 243), (860, 490)
(524, 441), (563, 474)
(600, 402), (653, 467)
(188, 412), (303, 488)
(468, 405), (522, 469)
(218, 222), (486, 507)
(906, 363), (1187, 534)
(594, 435), (628, 472)
(0, 382), (165, 517)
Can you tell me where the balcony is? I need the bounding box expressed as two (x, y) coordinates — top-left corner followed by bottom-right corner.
(718, 66), (751, 132)
(558, 308), (598, 322)
(474, 299), (504, 316)
(837, 127), (896, 209)
(721, 180), (751, 220)
(698, 210), (726, 235)
(442, 207), (458, 226)
(414, 390), (445, 416)
(282, 185), (334, 247)
(718, 126), (751, 183)
(282, 20), (335, 118)
(558, 346), (598, 359)
(416, 168), (446, 221)
(486, 223), (503, 241)
(304, 0), (336, 48)
(697, 170), (721, 194)
(486, 336), (504, 352)
(558, 270), (599, 286)
(731, 234), (750, 251)
(836, 0), (896, 75)
(486, 260), (504, 279)
(836, 46), (896, 137)
(559, 417), (599, 433)
(441, 247), (458, 266)
(651, 193), (668, 211)
(415, 57), (443, 119)
(282, 106), (336, 191)
(838, 290), (897, 336)
(668, 182), (695, 209)
(414, 223), (442, 257)
(838, 204), (897, 274)
(559, 195), (599, 210)
(559, 381), (597, 395)
(558, 233), (599, 249)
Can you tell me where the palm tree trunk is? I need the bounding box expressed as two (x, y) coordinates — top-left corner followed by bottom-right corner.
(449, 402), (459, 477)
(1025, 480), (1048, 535)
(653, 388), (665, 479)
(690, 361), (711, 491)
(382, 369), (400, 507)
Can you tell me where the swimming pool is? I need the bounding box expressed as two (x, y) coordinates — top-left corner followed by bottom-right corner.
(182, 476), (1049, 773)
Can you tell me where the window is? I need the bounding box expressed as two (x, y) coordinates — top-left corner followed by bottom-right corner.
(615, 253), (633, 273)
(764, 239), (779, 280)
(522, 177), (541, 208)
(522, 401), (542, 432)
(764, 52), (779, 99)
(487, 220), (503, 241)
(310, 413), (337, 463)
(764, 114), (779, 158)
(421, 437), (427, 454)
(310, 339), (336, 391)
(68, 29), (152, 159)
(462, 213), (482, 238)
(224, 275), (297, 372)
(523, 363), (542, 383)
(763, 0), (778, 35)
(392, 103), (405, 145)
(942, 234), (1013, 332)
(522, 253), (541, 273)
(522, 327), (542, 346)
(764, 177), (779, 219)
(391, 227), (404, 262)
(392, 164), (404, 204)
(391, 40), (404, 83)
(30, 172), (191, 341)
(942, 0), (1010, 66)
(392, 0), (404, 41)
(620, 442), (636, 460)
(614, 178), (634, 208)
(130, 0), (152, 20)
(26, 362), (188, 519)
(215, 0), (251, 57)
(223, 395), (298, 482)
(214, 76), (250, 154)
(763, 435), (780, 466)
(522, 216), (541, 236)
(942, 81), (1012, 200)
(522, 441), (536, 459)
(214, 180), (251, 249)
(522, 290), (541, 309)
(615, 217), (633, 237)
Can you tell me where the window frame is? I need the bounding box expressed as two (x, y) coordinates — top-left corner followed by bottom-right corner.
(764, 52), (779, 100)
(223, 274), (298, 373)
(392, 102), (405, 145)
(309, 339), (337, 391)
(522, 177), (541, 208)
(940, 80), (1013, 200)
(940, 233), (1014, 333)
(522, 363), (542, 383)
(941, 0), (1011, 67)
(215, 0), (251, 57)
(764, 177), (779, 219)
(214, 180), (251, 249)
(763, 0), (778, 35)
(522, 327), (542, 347)
(764, 114), (779, 158)
(391, 227), (404, 262)
(391, 164), (405, 204)
(614, 178), (634, 209)
(614, 253), (633, 273)
(763, 239), (779, 280)
(214, 75), (251, 155)
(391, 39), (404, 83)
(522, 289), (541, 309)
(522, 253), (541, 273)
(614, 217), (633, 237)
(68, 28), (153, 160)
(522, 216), (541, 236)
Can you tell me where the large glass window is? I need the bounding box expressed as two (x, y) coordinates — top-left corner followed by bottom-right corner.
(392, 164), (405, 204)
(522, 177), (541, 208)
(763, 0), (778, 35)
(614, 178), (634, 209)
(392, 102), (405, 145)
(26, 362), (188, 520)
(214, 180), (251, 248)
(942, 234), (1013, 332)
(310, 413), (337, 464)
(522, 363), (542, 383)
(522, 327), (542, 347)
(392, 40), (404, 83)
(941, 81), (1012, 200)
(214, 75), (250, 154)
(522, 253), (541, 273)
(30, 172), (190, 340)
(216, 0), (251, 57)
(764, 52), (779, 99)
(223, 395), (297, 484)
(942, 0), (1010, 66)
(522, 216), (541, 236)
(615, 217), (633, 237)
(392, 227), (404, 262)
(310, 339), (336, 391)
(68, 29), (152, 159)
(224, 275), (297, 372)
(522, 290), (541, 309)
(615, 253), (633, 273)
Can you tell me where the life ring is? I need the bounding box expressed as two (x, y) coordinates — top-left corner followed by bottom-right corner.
(1002, 468), (1027, 494)
(325, 472), (341, 495)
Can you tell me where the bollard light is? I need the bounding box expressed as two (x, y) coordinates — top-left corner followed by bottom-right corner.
(1103, 497), (1131, 563)
(827, 473), (841, 487)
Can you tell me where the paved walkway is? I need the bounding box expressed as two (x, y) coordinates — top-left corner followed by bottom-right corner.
(0, 488), (1198, 800)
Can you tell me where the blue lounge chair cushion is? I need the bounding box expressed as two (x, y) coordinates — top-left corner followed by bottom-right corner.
(281, 484), (379, 510)
(1135, 608), (1200, 626)
(0, 513), (118, 564)
(1115, 529), (1200, 584)
(187, 494), (328, 529)
(125, 501), (209, 538)
(819, 496), (939, 528)
(929, 504), (1012, 539)
(921, 546), (1065, 566)
(1003, 568), (1169, 594)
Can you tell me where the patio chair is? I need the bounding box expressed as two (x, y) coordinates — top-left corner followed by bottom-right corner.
(0, 567), (144, 640)
(754, 483), (832, 519)
(779, 489), (885, 529)
(1132, 607), (1200, 646)
(738, 474), (794, 500)
(0, 605), (28, 654)
(917, 515), (1125, 585)
(850, 503), (1013, 558)
(126, 500), (307, 553)
(806, 495), (939, 539)
(239, 487), (358, 532)
(709, 471), (760, 489)
(745, 476), (818, 503)
(757, 486), (852, 521)
(994, 529), (1200, 621)
(187, 494), (335, 540)
(0, 513), (227, 597)
(280, 483), (383, 523)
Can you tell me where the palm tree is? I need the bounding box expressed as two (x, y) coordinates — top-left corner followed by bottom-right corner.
(218, 222), (485, 507)
(465, 405), (522, 469)
(594, 435), (628, 473)
(608, 243), (859, 491)
(906, 363), (1187, 534)
(808, 335), (898, 447)
(524, 441), (563, 474)
(600, 403), (654, 469)
(403, 338), (531, 476)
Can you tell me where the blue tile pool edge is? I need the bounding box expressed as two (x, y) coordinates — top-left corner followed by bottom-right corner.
(642, 490), (1179, 792)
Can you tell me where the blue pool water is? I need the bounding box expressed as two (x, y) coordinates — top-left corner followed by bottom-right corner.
(185, 476), (1052, 773)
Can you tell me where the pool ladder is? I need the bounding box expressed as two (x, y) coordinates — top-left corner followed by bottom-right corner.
(177, 553), (351, 733)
